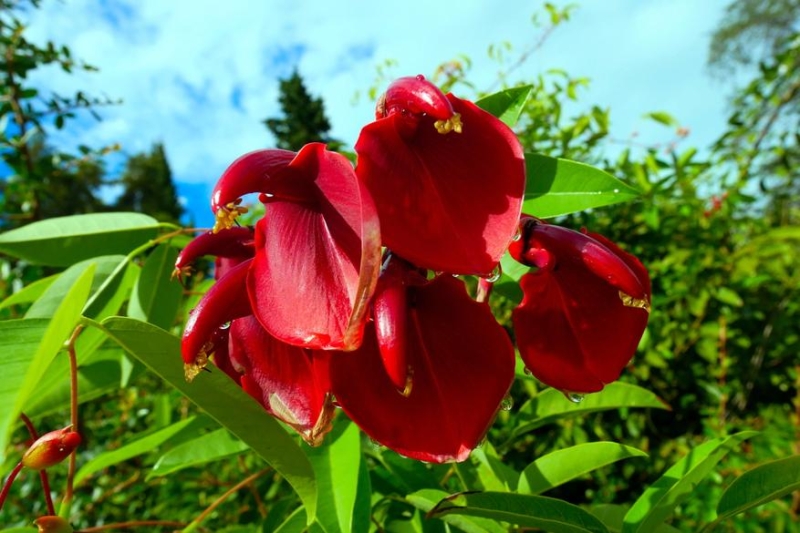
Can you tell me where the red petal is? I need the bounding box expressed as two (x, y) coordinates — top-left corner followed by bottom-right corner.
(211, 149), (296, 212)
(373, 259), (410, 393)
(182, 259), (252, 368)
(356, 94), (525, 275)
(512, 225), (650, 393)
(229, 315), (334, 445)
(248, 143), (381, 351)
(381, 75), (455, 120)
(174, 227), (255, 278)
(330, 275), (515, 463)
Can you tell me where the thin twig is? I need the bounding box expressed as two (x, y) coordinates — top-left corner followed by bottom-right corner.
(181, 468), (271, 533)
(78, 520), (189, 532)
(60, 324), (84, 516)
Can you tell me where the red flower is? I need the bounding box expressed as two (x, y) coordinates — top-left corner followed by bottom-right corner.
(509, 216), (651, 393)
(355, 75), (525, 276)
(177, 229), (335, 444)
(329, 257), (515, 462)
(207, 143), (382, 351)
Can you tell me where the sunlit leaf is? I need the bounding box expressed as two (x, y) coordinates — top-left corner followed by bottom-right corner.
(100, 316), (317, 522)
(148, 427), (250, 479)
(621, 431), (758, 533)
(715, 455), (800, 524)
(510, 383), (669, 441)
(475, 85), (533, 127)
(0, 265), (94, 465)
(523, 154), (640, 218)
(305, 420), (371, 533)
(428, 491), (609, 533)
(0, 213), (159, 266)
(518, 442), (647, 494)
(127, 243), (183, 330)
(0, 274), (58, 311)
(406, 489), (507, 533)
(75, 416), (212, 485)
(643, 111), (678, 127)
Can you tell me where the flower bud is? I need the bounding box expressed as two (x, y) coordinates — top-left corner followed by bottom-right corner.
(33, 516), (74, 533)
(21, 427), (81, 471)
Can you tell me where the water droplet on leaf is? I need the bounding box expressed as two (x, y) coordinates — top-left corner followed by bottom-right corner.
(500, 394), (514, 411)
(565, 392), (585, 404)
(485, 264), (502, 283)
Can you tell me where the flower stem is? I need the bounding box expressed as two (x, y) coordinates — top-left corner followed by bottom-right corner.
(59, 324), (83, 518)
(0, 461), (23, 512)
(19, 413), (56, 514)
(181, 468), (270, 533)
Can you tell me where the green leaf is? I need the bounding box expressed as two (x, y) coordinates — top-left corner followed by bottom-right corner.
(0, 212), (159, 266)
(100, 317), (317, 522)
(643, 111), (678, 127)
(510, 383), (669, 441)
(26, 256), (126, 318)
(523, 154), (640, 218)
(74, 416), (212, 485)
(713, 287), (743, 307)
(148, 427), (250, 479)
(475, 85), (533, 127)
(715, 454), (800, 524)
(305, 420), (371, 533)
(406, 489), (507, 533)
(265, 506), (309, 533)
(589, 505), (681, 533)
(24, 348), (135, 419)
(621, 431), (758, 533)
(518, 442), (647, 494)
(0, 274), (58, 311)
(0, 265), (94, 465)
(127, 243), (183, 329)
(428, 492), (609, 533)
(466, 446), (520, 492)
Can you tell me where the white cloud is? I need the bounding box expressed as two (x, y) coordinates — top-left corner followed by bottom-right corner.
(22, 0), (731, 197)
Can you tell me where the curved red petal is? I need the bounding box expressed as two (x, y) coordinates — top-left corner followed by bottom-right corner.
(512, 226), (651, 393)
(211, 149), (296, 212)
(331, 275), (515, 463)
(248, 143), (381, 351)
(229, 315), (335, 445)
(174, 227), (255, 278)
(373, 259), (410, 393)
(182, 259), (252, 369)
(356, 94), (525, 275)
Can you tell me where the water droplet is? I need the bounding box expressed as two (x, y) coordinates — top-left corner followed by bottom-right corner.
(523, 367), (533, 376)
(512, 226), (522, 242)
(564, 392), (585, 404)
(485, 264), (502, 283)
(613, 188), (620, 194)
(500, 394), (514, 411)
(219, 321), (231, 330)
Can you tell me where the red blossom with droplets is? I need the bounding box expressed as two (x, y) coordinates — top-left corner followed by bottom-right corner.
(355, 75), (525, 276)
(176, 75), (651, 463)
(509, 216), (651, 393)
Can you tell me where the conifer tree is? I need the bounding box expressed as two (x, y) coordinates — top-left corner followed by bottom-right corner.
(264, 69), (341, 151)
(115, 143), (183, 224)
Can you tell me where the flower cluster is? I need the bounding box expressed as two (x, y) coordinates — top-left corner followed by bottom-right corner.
(177, 75), (651, 463)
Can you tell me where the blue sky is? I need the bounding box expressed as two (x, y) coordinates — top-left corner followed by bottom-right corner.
(24, 0), (733, 227)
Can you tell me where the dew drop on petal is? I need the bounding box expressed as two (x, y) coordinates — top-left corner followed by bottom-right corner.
(219, 321), (231, 330)
(512, 226), (522, 242)
(485, 264), (502, 283)
(500, 394), (514, 411)
(563, 391), (585, 404)
(523, 367), (532, 376)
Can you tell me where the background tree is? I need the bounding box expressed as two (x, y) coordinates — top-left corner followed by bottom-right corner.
(264, 69), (341, 151)
(114, 142), (183, 224)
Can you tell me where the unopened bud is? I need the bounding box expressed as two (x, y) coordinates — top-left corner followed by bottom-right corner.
(33, 516), (74, 533)
(21, 426), (81, 471)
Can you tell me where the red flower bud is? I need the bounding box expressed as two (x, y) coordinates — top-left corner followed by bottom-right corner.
(33, 516), (74, 533)
(21, 427), (81, 471)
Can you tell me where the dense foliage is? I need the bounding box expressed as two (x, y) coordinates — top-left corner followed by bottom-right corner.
(0, 2), (798, 533)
